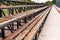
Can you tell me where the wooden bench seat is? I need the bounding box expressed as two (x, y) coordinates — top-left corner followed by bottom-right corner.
(0, 6), (48, 23)
(0, 6), (49, 40)
(0, 16), (13, 23)
(24, 7), (51, 40)
(0, 5), (43, 9)
(4, 7), (50, 40)
(4, 9), (43, 40)
(14, 7), (50, 40)
(0, 6), (48, 29)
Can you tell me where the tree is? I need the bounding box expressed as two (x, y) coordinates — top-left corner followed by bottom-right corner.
(45, 1), (53, 5)
(52, 0), (56, 4)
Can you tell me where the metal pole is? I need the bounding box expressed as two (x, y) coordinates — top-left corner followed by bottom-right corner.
(0, 9), (2, 18)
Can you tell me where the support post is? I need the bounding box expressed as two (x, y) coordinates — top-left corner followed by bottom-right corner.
(0, 9), (2, 18)
(7, 25), (14, 33)
(11, 8), (14, 15)
(23, 17), (27, 23)
(1, 28), (5, 39)
(17, 20), (22, 29)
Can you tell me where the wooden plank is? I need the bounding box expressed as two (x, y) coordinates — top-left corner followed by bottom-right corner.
(0, 5), (43, 9)
(0, 6), (48, 23)
(0, 6), (48, 29)
(24, 7), (51, 40)
(14, 7), (49, 40)
(0, 16), (12, 23)
(4, 10), (42, 40)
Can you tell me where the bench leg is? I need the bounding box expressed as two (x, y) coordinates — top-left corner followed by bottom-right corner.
(11, 23), (14, 30)
(17, 21), (19, 29)
(0, 9), (2, 18)
(32, 14), (35, 18)
(35, 33), (38, 40)
(33, 33), (38, 40)
(1, 28), (5, 39)
(7, 25), (14, 33)
(18, 8), (21, 13)
(17, 20), (22, 29)
(10, 8), (14, 15)
(27, 16), (31, 21)
(31, 15), (34, 19)
(29, 15), (32, 20)
(7, 23), (14, 33)
(23, 17), (27, 23)
(23, 7), (25, 12)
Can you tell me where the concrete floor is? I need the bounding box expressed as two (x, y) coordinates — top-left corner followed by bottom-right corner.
(38, 6), (60, 40)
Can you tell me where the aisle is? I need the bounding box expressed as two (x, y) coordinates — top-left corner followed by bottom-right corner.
(38, 5), (60, 40)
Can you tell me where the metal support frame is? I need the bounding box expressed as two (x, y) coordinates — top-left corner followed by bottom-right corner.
(7, 1), (10, 6)
(15, 8), (17, 13)
(7, 25), (14, 33)
(8, 8), (11, 15)
(23, 17), (28, 23)
(18, 8), (21, 13)
(17, 21), (19, 29)
(29, 15), (32, 20)
(6, 22), (14, 33)
(7, 23), (14, 33)
(0, 9), (2, 18)
(10, 23), (14, 31)
(2, 10), (6, 16)
(17, 20), (22, 29)
(31, 14), (34, 19)
(27, 16), (31, 21)
(11, 8), (14, 15)
(23, 7), (25, 12)
(1, 28), (5, 39)
(20, 7), (23, 12)
(32, 15), (35, 18)
(35, 33), (38, 40)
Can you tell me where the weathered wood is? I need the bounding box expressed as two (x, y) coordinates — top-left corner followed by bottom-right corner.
(0, 6), (49, 40)
(0, 6), (48, 29)
(0, 5), (44, 9)
(14, 7), (49, 40)
(4, 9), (43, 40)
(24, 7), (51, 40)
(6, 6), (50, 40)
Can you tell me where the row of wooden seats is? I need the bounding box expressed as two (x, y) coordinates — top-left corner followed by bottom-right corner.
(24, 7), (51, 40)
(0, 6), (49, 40)
(0, 6), (48, 23)
(4, 8), (43, 40)
(0, 6), (48, 31)
(0, 6), (48, 27)
(15, 7), (51, 40)
(4, 7), (51, 40)
(0, 5), (43, 9)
